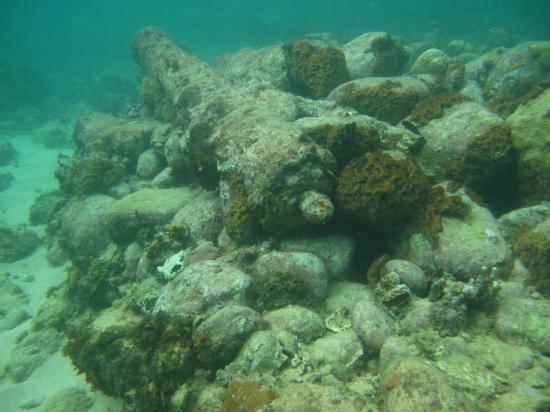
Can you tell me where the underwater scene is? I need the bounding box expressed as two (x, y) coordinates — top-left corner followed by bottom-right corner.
(1, 0), (550, 410)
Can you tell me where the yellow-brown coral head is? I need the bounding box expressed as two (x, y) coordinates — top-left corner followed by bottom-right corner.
(336, 151), (431, 231)
(284, 39), (349, 99)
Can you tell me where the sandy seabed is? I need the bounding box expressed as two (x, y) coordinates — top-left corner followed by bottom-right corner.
(0, 122), (123, 412)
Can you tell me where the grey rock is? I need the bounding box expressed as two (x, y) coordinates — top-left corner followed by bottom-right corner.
(0, 171), (14, 192)
(225, 330), (288, 376)
(495, 297), (550, 355)
(106, 187), (198, 244)
(409, 48), (451, 75)
(484, 43), (548, 99)
(171, 189), (223, 242)
(0, 224), (42, 263)
(264, 305), (325, 343)
(214, 44), (288, 90)
(352, 299), (395, 354)
(154, 260), (251, 316)
(280, 234), (355, 280)
(5, 328), (64, 382)
(399, 299), (433, 335)
(299, 190), (334, 225)
(433, 186), (513, 280)
(0, 275), (30, 331)
(324, 281), (375, 313)
(497, 203), (550, 244)
(416, 102), (503, 180)
(379, 335), (420, 373)
(253, 251), (328, 306)
(342, 32), (407, 79)
(193, 305), (265, 369)
(151, 167), (177, 188)
(375, 271), (412, 306)
(310, 329), (364, 381)
(73, 112), (161, 161)
(59, 195), (115, 257)
(382, 357), (475, 411)
(507, 89), (550, 181)
(136, 148), (164, 178)
(38, 387), (93, 412)
(164, 127), (193, 174)
(384, 259), (429, 297)
(29, 190), (67, 226)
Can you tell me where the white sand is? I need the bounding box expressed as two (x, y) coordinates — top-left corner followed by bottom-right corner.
(0, 124), (123, 411)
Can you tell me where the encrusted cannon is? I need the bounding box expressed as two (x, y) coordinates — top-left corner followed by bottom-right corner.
(132, 27), (336, 240)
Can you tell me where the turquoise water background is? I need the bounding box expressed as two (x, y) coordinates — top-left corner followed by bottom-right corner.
(2, 0), (549, 69)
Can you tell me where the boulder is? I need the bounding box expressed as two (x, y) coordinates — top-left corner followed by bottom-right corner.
(264, 305), (325, 343)
(106, 187), (198, 244)
(328, 76), (430, 124)
(154, 260), (251, 316)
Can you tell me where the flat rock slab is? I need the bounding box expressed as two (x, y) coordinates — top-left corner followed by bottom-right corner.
(106, 187), (198, 244)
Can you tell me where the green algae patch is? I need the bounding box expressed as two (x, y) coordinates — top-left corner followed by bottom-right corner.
(284, 39), (349, 99)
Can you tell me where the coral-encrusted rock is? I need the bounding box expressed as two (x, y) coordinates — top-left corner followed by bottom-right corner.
(336, 151), (431, 231)
(283, 39), (349, 99)
(154, 260), (251, 316)
(192, 305), (266, 369)
(342, 32), (408, 79)
(59, 195), (115, 258)
(495, 297), (550, 355)
(106, 187), (198, 244)
(328, 77), (430, 124)
(73, 112), (161, 161)
(252, 251), (328, 309)
(352, 299), (395, 354)
(416, 102), (504, 180)
(507, 88), (550, 184)
(264, 305), (325, 343)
